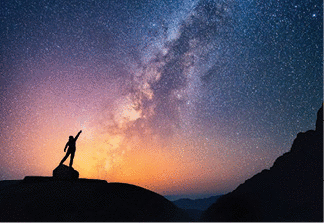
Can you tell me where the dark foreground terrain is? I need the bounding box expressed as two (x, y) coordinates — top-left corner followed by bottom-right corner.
(201, 106), (323, 222)
(0, 177), (191, 221)
(1, 106), (322, 222)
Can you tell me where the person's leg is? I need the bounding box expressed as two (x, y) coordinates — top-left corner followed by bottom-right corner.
(69, 151), (75, 168)
(60, 151), (70, 165)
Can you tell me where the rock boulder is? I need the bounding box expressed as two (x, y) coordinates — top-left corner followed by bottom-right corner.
(53, 164), (79, 180)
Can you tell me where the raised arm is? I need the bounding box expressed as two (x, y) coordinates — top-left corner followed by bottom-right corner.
(74, 130), (82, 141)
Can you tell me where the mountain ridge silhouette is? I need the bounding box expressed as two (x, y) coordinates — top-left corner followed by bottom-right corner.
(172, 195), (221, 211)
(172, 195), (222, 221)
(201, 105), (323, 222)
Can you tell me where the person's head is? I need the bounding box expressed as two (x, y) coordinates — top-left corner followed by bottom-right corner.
(69, 136), (74, 141)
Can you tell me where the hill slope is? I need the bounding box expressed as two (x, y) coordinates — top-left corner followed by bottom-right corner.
(0, 178), (191, 221)
(202, 105), (323, 222)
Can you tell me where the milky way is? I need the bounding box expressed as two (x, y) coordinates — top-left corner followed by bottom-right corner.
(0, 0), (322, 199)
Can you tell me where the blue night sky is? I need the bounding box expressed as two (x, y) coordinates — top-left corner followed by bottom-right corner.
(0, 0), (322, 199)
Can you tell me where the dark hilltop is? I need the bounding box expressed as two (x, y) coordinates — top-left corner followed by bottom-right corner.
(0, 175), (191, 221)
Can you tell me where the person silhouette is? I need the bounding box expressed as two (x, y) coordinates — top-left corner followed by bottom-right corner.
(59, 130), (82, 168)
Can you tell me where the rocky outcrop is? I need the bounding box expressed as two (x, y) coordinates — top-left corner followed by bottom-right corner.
(202, 105), (323, 222)
(53, 164), (79, 180)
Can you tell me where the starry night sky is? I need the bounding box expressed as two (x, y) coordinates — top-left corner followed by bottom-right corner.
(0, 0), (322, 199)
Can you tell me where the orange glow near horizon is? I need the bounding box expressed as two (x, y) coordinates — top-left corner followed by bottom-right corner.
(3, 99), (233, 196)
(5, 110), (248, 196)
(0, 65), (274, 198)
(2, 97), (266, 197)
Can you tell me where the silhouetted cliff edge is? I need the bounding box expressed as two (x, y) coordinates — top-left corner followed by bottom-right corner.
(0, 178), (191, 221)
(202, 105), (323, 222)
